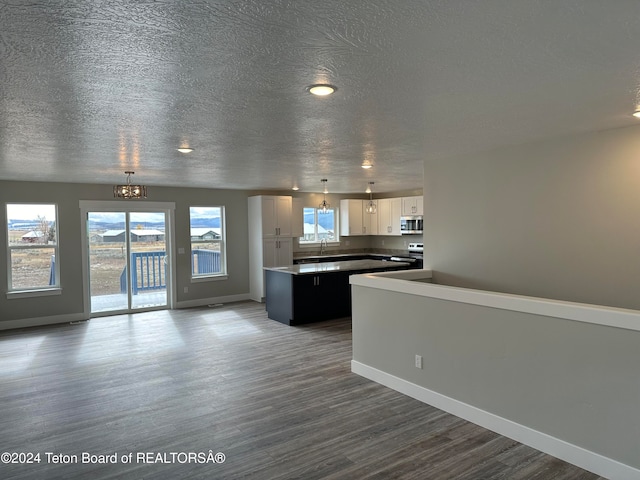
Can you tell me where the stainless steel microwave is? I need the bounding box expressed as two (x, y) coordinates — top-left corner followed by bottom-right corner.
(400, 216), (423, 234)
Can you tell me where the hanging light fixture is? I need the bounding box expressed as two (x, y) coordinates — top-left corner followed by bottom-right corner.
(365, 182), (377, 214)
(113, 171), (147, 199)
(319, 179), (330, 213)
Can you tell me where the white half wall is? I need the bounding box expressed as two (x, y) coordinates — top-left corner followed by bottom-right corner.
(350, 276), (640, 479)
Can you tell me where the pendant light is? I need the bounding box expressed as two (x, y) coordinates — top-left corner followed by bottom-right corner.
(113, 171), (147, 199)
(365, 182), (377, 214)
(319, 179), (330, 213)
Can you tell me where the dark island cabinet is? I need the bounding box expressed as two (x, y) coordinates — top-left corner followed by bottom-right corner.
(265, 263), (409, 325)
(265, 270), (351, 325)
(292, 271), (351, 323)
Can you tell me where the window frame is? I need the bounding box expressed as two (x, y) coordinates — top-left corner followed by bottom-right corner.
(298, 206), (339, 246)
(6, 203), (61, 298)
(189, 205), (227, 281)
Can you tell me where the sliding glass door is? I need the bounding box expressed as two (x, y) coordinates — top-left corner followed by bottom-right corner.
(87, 210), (169, 314)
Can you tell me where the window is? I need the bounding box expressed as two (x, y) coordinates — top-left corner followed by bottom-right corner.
(6, 203), (59, 293)
(299, 207), (337, 244)
(190, 206), (226, 278)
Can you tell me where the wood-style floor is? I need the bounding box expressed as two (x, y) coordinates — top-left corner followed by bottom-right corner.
(0, 301), (605, 479)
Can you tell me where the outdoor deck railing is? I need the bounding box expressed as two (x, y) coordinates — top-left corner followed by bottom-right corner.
(118, 249), (220, 294)
(50, 249), (221, 294)
(120, 251), (167, 294)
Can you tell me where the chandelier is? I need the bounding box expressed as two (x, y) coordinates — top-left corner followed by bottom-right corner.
(365, 182), (377, 214)
(113, 171), (147, 199)
(319, 179), (330, 213)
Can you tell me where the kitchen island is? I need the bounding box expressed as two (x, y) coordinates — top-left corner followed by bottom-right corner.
(264, 259), (409, 325)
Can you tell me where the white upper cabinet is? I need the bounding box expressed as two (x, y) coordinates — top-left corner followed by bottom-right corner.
(291, 197), (304, 238)
(363, 200), (378, 235)
(401, 196), (423, 216)
(377, 198), (402, 235)
(340, 199), (365, 236)
(260, 195), (292, 237)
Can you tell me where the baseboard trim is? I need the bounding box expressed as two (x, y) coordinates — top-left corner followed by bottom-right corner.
(0, 294), (254, 331)
(351, 360), (639, 480)
(0, 313), (87, 331)
(174, 293), (252, 309)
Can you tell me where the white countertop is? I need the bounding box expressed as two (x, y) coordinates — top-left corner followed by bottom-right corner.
(265, 259), (409, 275)
(349, 269), (640, 332)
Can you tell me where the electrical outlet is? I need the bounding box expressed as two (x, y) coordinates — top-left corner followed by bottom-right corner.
(415, 354), (423, 369)
(183, 286), (188, 293)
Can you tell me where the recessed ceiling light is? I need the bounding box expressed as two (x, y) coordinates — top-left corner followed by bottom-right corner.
(292, 186), (299, 191)
(633, 110), (640, 118)
(307, 84), (337, 96)
(177, 147), (194, 153)
(361, 164), (372, 169)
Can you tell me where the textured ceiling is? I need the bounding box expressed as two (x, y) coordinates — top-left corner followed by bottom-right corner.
(1, 1), (640, 193)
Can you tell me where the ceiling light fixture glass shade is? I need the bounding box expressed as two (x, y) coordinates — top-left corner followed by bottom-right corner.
(113, 171), (147, 199)
(307, 84), (337, 96)
(177, 147), (194, 153)
(361, 164), (372, 169)
(365, 182), (377, 214)
(633, 110), (640, 118)
(319, 179), (330, 213)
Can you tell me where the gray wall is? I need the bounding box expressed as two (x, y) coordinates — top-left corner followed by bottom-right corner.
(423, 125), (640, 310)
(351, 285), (640, 471)
(1, 182), (423, 324)
(0, 181), (251, 324)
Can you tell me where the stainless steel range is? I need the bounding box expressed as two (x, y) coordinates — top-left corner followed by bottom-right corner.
(388, 242), (424, 269)
(408, 242), (423, 254)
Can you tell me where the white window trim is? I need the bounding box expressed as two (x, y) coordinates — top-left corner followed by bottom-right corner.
(298, 206), (339, 245)
(190, 205), (227, 280)
(78, 200), (177, 316)
(7, 288), (62, 299)
(6, 203), (60, 296)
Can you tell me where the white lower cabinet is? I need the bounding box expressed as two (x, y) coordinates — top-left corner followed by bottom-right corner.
(262, 237), (293, 269)
(248, 237), (292, 302)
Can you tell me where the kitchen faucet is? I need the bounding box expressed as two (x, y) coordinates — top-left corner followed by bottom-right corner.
(320, 238), (327, 255)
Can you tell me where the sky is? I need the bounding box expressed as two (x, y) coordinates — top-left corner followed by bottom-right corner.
(7, 204), (221, 224)
(6, 204), (56, 221)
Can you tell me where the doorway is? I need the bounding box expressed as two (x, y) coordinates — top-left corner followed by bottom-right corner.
(80, 201), (175, 317)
